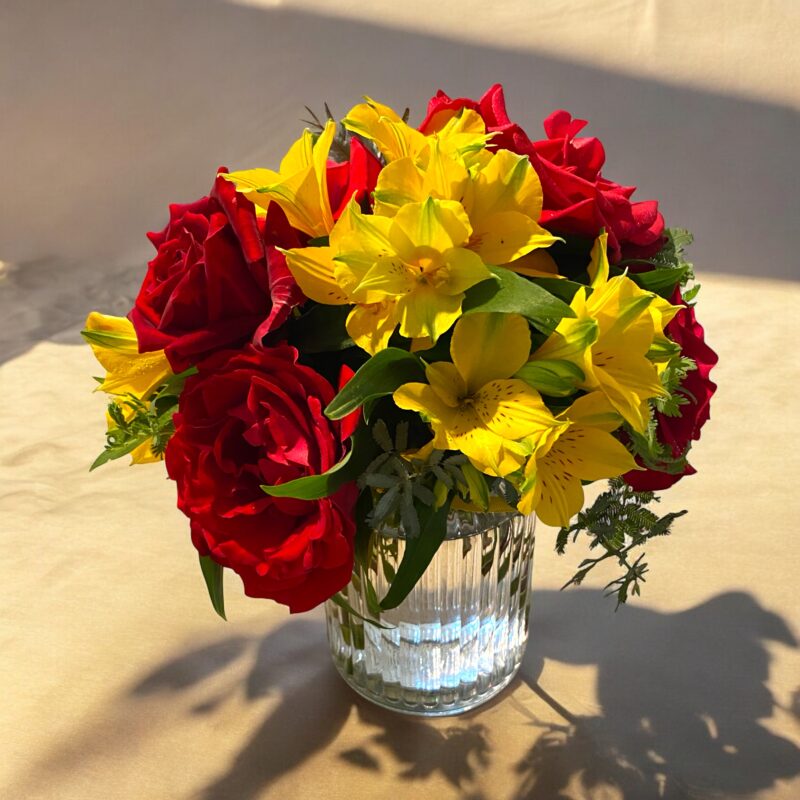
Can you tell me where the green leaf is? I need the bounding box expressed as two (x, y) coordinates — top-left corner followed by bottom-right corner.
(461, 462), (490, 511)
(682, 283), (701, 303)
(353, 489), (375, 571)
(261, 424), (377, 500)
(628, 264), (689, 297)
(529, 277), (584, 305)
(380, 496), (452, 610)
(647, 338), (682, 363)
(329, 592), (394, 629)
(515, 359), (585, 397)
(199, 555), (226, 620)
(325, 348), (426, 420)
(89, 430), (151, 471)
(461, 267), (574, 332)
(307, 235), (330, 247)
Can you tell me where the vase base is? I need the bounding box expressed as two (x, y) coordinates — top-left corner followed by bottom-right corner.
(330, 658), (523, 717)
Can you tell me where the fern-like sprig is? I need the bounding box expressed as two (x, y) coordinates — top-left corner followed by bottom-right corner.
(557, 478), (687, 607)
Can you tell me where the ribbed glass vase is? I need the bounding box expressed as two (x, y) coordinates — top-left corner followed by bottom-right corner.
(325, 510), (536, 716)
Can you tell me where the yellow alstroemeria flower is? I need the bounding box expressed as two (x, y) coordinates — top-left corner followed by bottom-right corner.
(343, 98), (491, 168)
(394, 313), (563, 477)
(373, 143), (559, 267)
(222, 121), (336, 237)
(529, 233), (668, 433)
(283, 197), (494, 351)
(82, 312), (172, 464)
(517, 392), (640, 526)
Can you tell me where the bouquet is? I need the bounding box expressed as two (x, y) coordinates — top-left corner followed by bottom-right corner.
(84, 85), (717, 620)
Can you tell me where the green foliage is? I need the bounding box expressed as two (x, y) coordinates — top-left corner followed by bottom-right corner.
(630, 264), (690, 296)
(199, 555), (226, 620)
(302, 102), (404, 165)
(618, 228), (698, 300)
(515, 359), (585, 397)
(329, 591), (393, 629)
(90, 370), (194, 471)
(529, 277), (584, 304)
(655, 355), (697, 418)
(325, 348), (425, 420)
(361, 421), (450, 535)
(558, 478), (687, 607)
(301, 103), (354, 163)
(624, 349), (698, 478)
(357, 419), (495, 535)
(461, 266), (574, 333)
(379, 495), (453, 611)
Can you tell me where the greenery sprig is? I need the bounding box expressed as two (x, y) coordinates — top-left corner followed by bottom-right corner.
(557, 478), (687, 607)
(302, 102), (408, 165)
(619, 227), (700, 302)
(90, 369), (194, 470)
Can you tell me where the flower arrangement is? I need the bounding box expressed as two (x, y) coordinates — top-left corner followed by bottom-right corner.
(84, 85), (717, 619)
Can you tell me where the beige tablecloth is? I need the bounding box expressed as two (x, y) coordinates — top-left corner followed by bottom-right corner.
(3, 276), (800, 800)
(2, 2), (799, 798)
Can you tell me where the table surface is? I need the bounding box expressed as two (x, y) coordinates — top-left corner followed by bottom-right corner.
(2, 272), (800, 800)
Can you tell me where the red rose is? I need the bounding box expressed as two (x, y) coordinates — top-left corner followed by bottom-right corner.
(421, 85), (665, 262)
(420, 83), (534, 156)
(530, 111), (665, 262)
(129, 171), (304, 372)
(326, 137), (383, 219)
(624, 289), (718, 491)
(164, 344), (357, 612)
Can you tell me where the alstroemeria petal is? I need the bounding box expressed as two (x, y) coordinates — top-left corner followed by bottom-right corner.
(220, 168), (279, 213)
(451, 312), (531, 394)
(390, 198), (472, 257)
(332, 200), (395, 259)
(467, 149), (544, 220)
(545, 425), (640, 482)
(346, 301), (399, 355)
(397, 285), (462, 342)
(470, 211), (559, 265)
(560, 391), (622, 432)
(373, 157), (425, 216)
(83, 312), (172, 398)
(279, 128), (314, 174)
(521, 459), (585, 527)
(587, 231), (610, 288)
(475, 379), (560, 441)
(311, 121), (336, 232)
(422, 139), (471, 200)
(282, 246), (349, 305)
(343, 97), (426, 163)
(595, 358), (664, 433)
(504, 248), (561, 278)
(350, 254), (413, 302)
(450, 427), (528, 478)
(437, 248), (493, 296)
(393, 381), (454, 423)
(425, 361), (466, 408)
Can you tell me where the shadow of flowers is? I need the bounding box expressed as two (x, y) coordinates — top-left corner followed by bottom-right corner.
(126, 589), (800, 799)
(514, 589), (800, 799)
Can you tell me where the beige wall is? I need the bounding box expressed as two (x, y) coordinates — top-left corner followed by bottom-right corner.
(238, 0), (800, 108)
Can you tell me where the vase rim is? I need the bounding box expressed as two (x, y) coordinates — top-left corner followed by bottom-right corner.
(374, 508), (526, 541)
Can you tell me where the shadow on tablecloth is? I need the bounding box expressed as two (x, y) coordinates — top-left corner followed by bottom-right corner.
(8, 588), (798, 798)
(117, 589), (800, 799)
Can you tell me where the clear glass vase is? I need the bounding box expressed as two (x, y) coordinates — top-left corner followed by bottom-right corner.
(325, 510), (536, 716)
